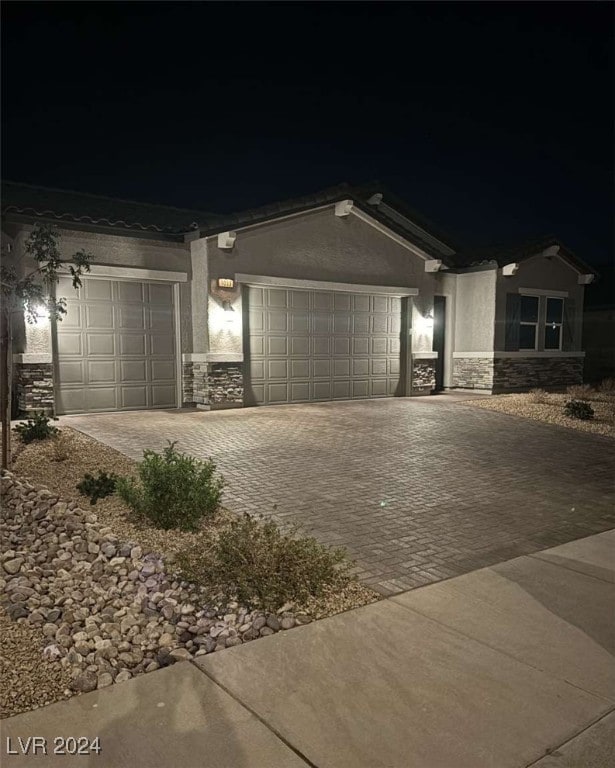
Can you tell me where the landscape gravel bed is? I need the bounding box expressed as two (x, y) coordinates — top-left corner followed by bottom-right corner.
(466, 392), (615, 438)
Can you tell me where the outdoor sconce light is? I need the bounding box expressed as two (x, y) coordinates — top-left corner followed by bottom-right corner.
(222, 299), (235, 321)
(416, 310), (434, 334)
(424, 310), (434, 329)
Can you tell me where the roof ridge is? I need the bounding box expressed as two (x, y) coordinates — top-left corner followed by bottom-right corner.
(1, 179), (218, 217)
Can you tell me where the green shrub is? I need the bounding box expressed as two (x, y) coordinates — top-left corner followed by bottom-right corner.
(51, 431), (71, 462)
(116, 441), (224, 531)
(13, 412), (59, 444)
(564, 399), (595, 421)
(76, 471), (117, 505)
(177, 513), (352, 610)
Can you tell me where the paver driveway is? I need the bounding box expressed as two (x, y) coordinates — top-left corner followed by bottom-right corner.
(62, 399), (615, 595)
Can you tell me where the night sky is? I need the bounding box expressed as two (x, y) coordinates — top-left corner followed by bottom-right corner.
(2, 1), (613, 268)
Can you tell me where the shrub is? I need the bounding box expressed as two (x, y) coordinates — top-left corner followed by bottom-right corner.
(566, 384), (595, 401)
(13, 412), (59, 444)
(177, 513), (352, 610)
(116, 441), (224, 531)
(76, 470), (117, 505)
(51, 431), (71, 462)
(527, 388), (548, 404)
(564, 399), (595, 421)
(598, 378), (615, 394)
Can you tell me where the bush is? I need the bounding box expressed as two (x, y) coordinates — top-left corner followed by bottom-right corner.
(564, 399), (595, 421)
(116, 441), (224, 531)
(13, 412), (59, 444)
(598, 378), (615, 394)
(51, 431), (71, 462)
(177, 513), (352, 610)
(566, 384), (595, 401)
(76, 471), (118, 505)
(527, 388), (548, 404)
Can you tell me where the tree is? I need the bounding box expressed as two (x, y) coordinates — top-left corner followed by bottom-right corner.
(0, 223), (92, 468)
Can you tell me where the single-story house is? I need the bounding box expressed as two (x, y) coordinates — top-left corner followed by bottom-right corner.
(1, 180), (598, 416)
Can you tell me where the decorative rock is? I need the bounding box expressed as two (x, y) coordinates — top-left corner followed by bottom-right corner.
(71, 672), (97, 693)
(97, 672), (114, 689)
(3, 558), (23, 575)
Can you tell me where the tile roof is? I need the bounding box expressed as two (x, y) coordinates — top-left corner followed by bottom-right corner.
(1, 181), (220, 235)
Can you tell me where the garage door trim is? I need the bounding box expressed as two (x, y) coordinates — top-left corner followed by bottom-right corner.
(235, 273), (418, 297)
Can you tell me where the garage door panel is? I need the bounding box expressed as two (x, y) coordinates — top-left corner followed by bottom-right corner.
(313, 359), (331, 378)
(267, 289), (288, 308)
(352, 337), (369, 355)
(291, 313), (309, 332)
(372, 295), (389, 313)
(120, 360), (147, 383)
(353, 358), (369, 376)
(371, 379), (388, 397)
(250, 336), (265, 356)
(249, 310), (264, 331)
(268, 337), (288, 355)
(85, 280), (113, 301)
(312, 314), (331, 334)
(312, 337), (329, 356)
(372, 314), (388, 333)
(56, 278), (176, 414)
(151, 360), (175, 381)
(352, 380), (369, 398)
(290, 291), (310, 310)
(57, 332), (82, 356)
(371, 358), (388, 375)
(268, 360), (288, 379)
(86, 305), (114, 329)
(250, 360), (265, 380)
(88, 360), (117, 384)
(151, 384), (176, 407)
(58, 361), (85, 385)
(313, 292), (333, 310)
(290, 382), (310, 401)
(118, 305), (146, 330)
(87, 334), (114, 356)
(333, 359), (350, 377)
(268, 383), (289, 403)
(313, 381), (332, 399)
(352, 314), (370, 333)
(268, 311), (288, 332)
(150, 335), (174, 356)
(61, 302), (82, 328)
(120, 386), (147, 409)
(332, 380), (350, 399)
(371, 337), (388, 355)
(352, 294), (370, 312)
(290, 360), (310, 378)
(334, 293), (351, 311)
(333, 314), (351, 333)
(87, 388), (118, 411)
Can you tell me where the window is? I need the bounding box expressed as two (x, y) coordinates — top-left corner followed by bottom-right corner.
(519, 295), (539, 350)
(545, 297), (564, 350)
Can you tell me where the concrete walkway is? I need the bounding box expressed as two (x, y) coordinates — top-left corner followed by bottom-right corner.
(2, 530), (614, 767)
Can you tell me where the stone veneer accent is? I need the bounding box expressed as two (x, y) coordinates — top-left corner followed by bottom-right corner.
(411, 359), (436, 394)
(452, 357), (494, 390)
(14, 363), (55, 415)
(492, 356), (583, 391)
(183, 362), (244, 408)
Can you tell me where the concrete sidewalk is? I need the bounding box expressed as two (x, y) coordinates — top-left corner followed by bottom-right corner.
(2, 530), (614, 767)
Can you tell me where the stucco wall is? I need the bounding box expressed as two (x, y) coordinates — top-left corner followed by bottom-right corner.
(8, 224), (193, 355)
(453, 269), (497, 353)
(494, 255), (584, 351)
(205, 207), (438, 357)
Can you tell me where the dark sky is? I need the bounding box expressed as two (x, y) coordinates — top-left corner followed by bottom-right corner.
(2, 1), (614, 267)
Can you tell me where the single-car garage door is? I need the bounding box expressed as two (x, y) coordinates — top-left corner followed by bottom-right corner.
(246, 286), (403, 405)
(55, 276), (177, 414)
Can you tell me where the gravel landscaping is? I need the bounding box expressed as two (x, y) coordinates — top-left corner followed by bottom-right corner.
(1, 428), (377, 718)
(466, 389), (615, 438)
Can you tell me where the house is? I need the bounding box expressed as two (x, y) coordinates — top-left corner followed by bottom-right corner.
(1, 180), (597, 416)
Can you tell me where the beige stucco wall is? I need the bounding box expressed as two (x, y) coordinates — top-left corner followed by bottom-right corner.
(494, 255), (584, 350)
(205, 206), (438, 356)
(7, 224), (193, 355)
(453, 269), (497, 353)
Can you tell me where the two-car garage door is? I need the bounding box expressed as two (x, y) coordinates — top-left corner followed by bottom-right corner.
(55, 276), (177, 414)
(246, 286), (403, 405)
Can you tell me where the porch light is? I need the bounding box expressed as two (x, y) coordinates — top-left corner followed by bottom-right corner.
(222, 299), (235, 321)
(423, 310), (434, 329)
(31, 303), (50, 326)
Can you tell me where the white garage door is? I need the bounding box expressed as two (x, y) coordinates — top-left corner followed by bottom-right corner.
(246, 286), (402, 405)
(55, 276), (177, 414)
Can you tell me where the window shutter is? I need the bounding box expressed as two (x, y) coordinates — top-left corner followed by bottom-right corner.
(562, 298), (575, 351)
(504, 293), (521, 351)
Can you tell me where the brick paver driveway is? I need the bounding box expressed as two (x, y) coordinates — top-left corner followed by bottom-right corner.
(62, 399), (615, 595)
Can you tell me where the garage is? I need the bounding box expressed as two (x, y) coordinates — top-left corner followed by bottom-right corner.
(54, 276), (178, 414)
(245, 286), (404, 405)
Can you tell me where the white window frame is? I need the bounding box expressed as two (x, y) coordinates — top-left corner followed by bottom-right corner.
(519, 294), (540, 351)
(544, 295), (564, 351)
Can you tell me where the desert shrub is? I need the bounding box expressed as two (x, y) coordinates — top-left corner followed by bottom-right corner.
(598, 378), (615, 394)
(564, 399), (595, 421)
(116, 441), (224, 531)
(526, 388), (548, 404)
(13, 412), (59, 444)
(177, 513), (352, 610)
(77, 470), (118, 505)
(566, 384), (595, 401)
(51, 431), (71, 461)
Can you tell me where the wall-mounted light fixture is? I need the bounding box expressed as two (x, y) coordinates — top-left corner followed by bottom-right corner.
(415, 310), (434, 334)
(222, 299), (235, 321)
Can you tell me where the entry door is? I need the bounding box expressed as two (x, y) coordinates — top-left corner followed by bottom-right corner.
(433, 295), (446, 391)
(245, 286), (402, 405)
